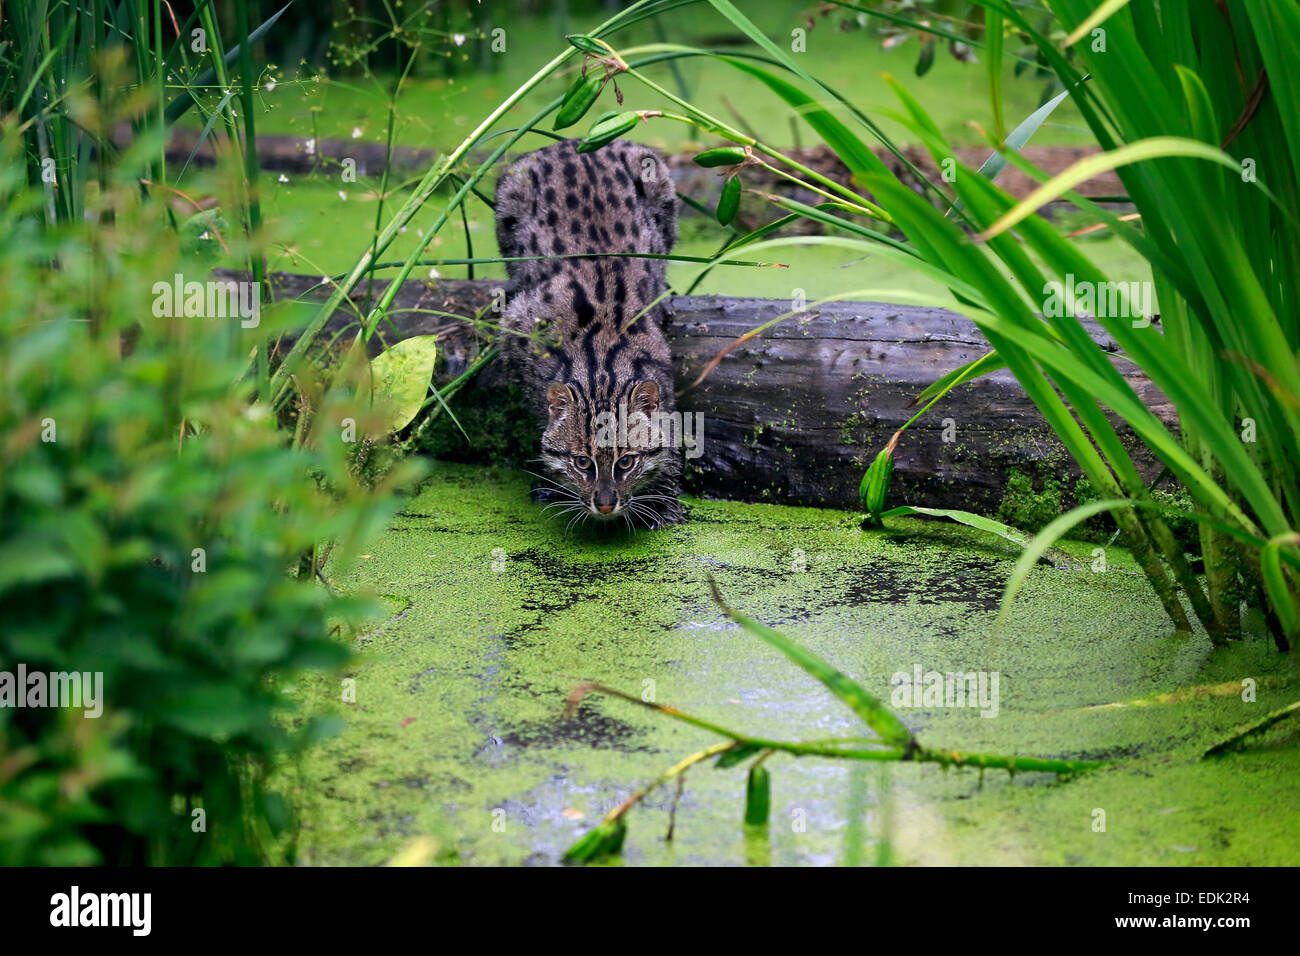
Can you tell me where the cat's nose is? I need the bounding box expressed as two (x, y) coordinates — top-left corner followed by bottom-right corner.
(594, 488), (617, 513)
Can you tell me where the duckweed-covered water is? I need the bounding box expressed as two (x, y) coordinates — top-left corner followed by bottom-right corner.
(285, 463), (1300, 866)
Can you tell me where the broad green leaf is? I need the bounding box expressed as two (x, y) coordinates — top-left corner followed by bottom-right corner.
(364, 335), (439, 435)
(159, 684), (260, 737)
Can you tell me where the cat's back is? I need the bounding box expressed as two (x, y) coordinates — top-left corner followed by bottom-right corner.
(494, 139), (677, 290)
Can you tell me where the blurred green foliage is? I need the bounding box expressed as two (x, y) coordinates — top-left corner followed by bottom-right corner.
(0, 132), (423, 865)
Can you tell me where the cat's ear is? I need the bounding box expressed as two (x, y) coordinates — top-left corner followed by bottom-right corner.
(546, 382), (576, 422)
(629, 380), (660, 415)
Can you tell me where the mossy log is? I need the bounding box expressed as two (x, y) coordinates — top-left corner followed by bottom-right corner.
(255, 271), (1175, 514)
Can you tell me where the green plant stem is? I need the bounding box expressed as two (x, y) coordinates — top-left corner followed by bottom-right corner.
(572, 682), (1101, 775)
(596, 742), (734, 825)
(364, 49), (420, 313)
(622, 61), (889, 219)
(752, 158), (880, 217)
(322, 252), (784, 279)
(234, 0), (266, 400)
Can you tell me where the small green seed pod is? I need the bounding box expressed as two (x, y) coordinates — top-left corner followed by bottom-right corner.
(915, 40), (936, 77)
(554, 73), (604, 131)
(716, 175), (742, 226)
(577, 110), (640, 153)
(565, 34), (608, 56)
(694, 146), (747, 168)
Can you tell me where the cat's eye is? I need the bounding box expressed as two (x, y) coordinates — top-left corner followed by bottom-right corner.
(572, 455), (592, 471)
(615, 454), (638, 471)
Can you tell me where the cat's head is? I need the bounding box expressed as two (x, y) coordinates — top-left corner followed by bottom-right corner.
(539, 379), (672, 523)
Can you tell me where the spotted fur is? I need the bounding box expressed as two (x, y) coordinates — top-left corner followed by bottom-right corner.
(495, 139), (683, 529)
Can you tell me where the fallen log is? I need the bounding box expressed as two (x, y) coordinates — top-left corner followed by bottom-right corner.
(251, 271), (1174, 515)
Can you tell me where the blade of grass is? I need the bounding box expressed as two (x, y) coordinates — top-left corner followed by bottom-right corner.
(708, 579), (916, 753)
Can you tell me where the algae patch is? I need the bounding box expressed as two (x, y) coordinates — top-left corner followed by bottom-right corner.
(282, 462), (1300, 866)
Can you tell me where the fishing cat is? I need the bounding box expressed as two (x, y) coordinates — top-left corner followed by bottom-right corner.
(494, 138), (684, 528)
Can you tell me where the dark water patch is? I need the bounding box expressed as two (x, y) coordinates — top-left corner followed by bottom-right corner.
(838, 553), (1007, 613)
(881, 527), (1023, 561)
(387, 523), (503, 535)
(680, 509), (758, 526)
(497, 702), (654, 754)
(503, 547), (662, 628)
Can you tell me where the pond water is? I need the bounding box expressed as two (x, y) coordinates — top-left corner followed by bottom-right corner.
(285, 462), (1300, 865)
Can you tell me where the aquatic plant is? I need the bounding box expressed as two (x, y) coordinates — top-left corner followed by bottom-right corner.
(562, 580), (1100, 863)
(854, 0), (1300, 650)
